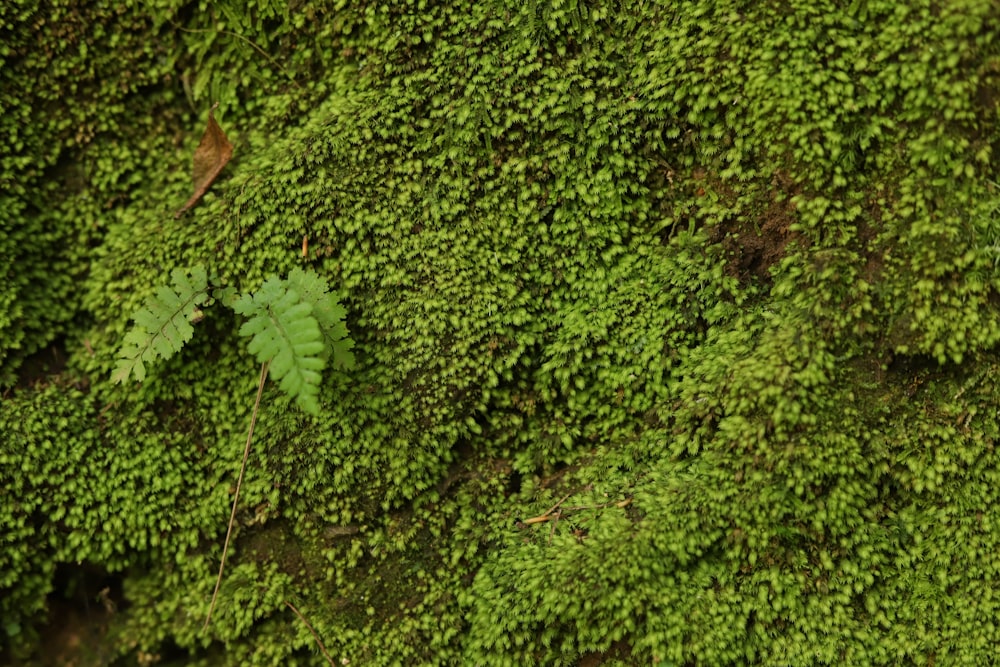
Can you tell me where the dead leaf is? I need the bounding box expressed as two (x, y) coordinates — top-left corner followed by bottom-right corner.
(175, 102), (233, 218)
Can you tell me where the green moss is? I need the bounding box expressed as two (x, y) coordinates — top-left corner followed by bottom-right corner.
(5, 0), (1000, 664)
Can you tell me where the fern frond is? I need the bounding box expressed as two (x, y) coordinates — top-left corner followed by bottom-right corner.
(112, 266), (211, 384)
(234, 277), (325, 414)
(284, 267), (356, 370)
(212, 285), (239, 309)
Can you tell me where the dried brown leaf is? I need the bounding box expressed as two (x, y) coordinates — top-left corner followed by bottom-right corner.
(175, 102), (233, 218)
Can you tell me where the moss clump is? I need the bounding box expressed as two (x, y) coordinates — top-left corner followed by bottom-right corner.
(5, 0), (1000, 664)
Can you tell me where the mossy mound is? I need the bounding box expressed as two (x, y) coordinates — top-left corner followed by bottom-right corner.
(4, 0), (1000, 664)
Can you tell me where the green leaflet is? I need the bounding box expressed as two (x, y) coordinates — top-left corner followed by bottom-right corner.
(113, 264), (353, 415)
(283, 266), (356, 370)
(234, 277), (326, 415)
(111, 266), (211, 384)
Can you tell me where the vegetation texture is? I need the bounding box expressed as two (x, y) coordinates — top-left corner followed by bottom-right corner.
(4, 0), (1000, 664)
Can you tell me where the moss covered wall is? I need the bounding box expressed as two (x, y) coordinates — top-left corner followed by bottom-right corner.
(4, 0), (1000, 664)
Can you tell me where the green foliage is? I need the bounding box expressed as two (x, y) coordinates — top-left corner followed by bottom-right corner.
(0, 0), (190, 387)
(232, 267), (356, 414)
(8, 0), (1000, 664)
(283, 267), (356, 372)
(0, 381), (230, 660)
(113, 265), (353, 415)
(234, 277), (325, 414)
(112, 265), (212, 384)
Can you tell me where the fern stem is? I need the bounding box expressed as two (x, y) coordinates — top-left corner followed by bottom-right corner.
(173, 24), (303, 91)
(285, 600), (336, 666)
(204, 359), (270, 630)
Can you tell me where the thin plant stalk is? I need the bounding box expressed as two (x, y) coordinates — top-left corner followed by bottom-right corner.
(285, 600), (336, 666)
(204, 360), (270, 630)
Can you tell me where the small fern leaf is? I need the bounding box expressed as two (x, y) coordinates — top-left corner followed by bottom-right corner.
(236, 278), (326, 414)
(212, 285), (239, 309)
(113, 266), (211, 384)
(111, 328), (153, 383)
(330, 337), (356, 371)
(284, 267), (356, 370)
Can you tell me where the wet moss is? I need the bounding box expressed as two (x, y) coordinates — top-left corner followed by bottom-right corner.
(5, 0), (1000, 664)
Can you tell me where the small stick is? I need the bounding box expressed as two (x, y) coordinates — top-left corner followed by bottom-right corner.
(560, 498), (634, 512)
(204, 360), (270, 630)
(521, 514), (554, 526)
(520, 492), (573, 525)
(542, 492), (573, 517)
(285, 600), (336, 667)
(520, 497), (633, 525)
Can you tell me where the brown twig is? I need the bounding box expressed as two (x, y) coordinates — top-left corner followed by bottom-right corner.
(520, 496), (633, 525)
(559, 498), (634, 512)
(285, 600), (336, 667)
(520, 491), (572, 526)
(204, 360), (270, 630)
(543, 492), (573, 516)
